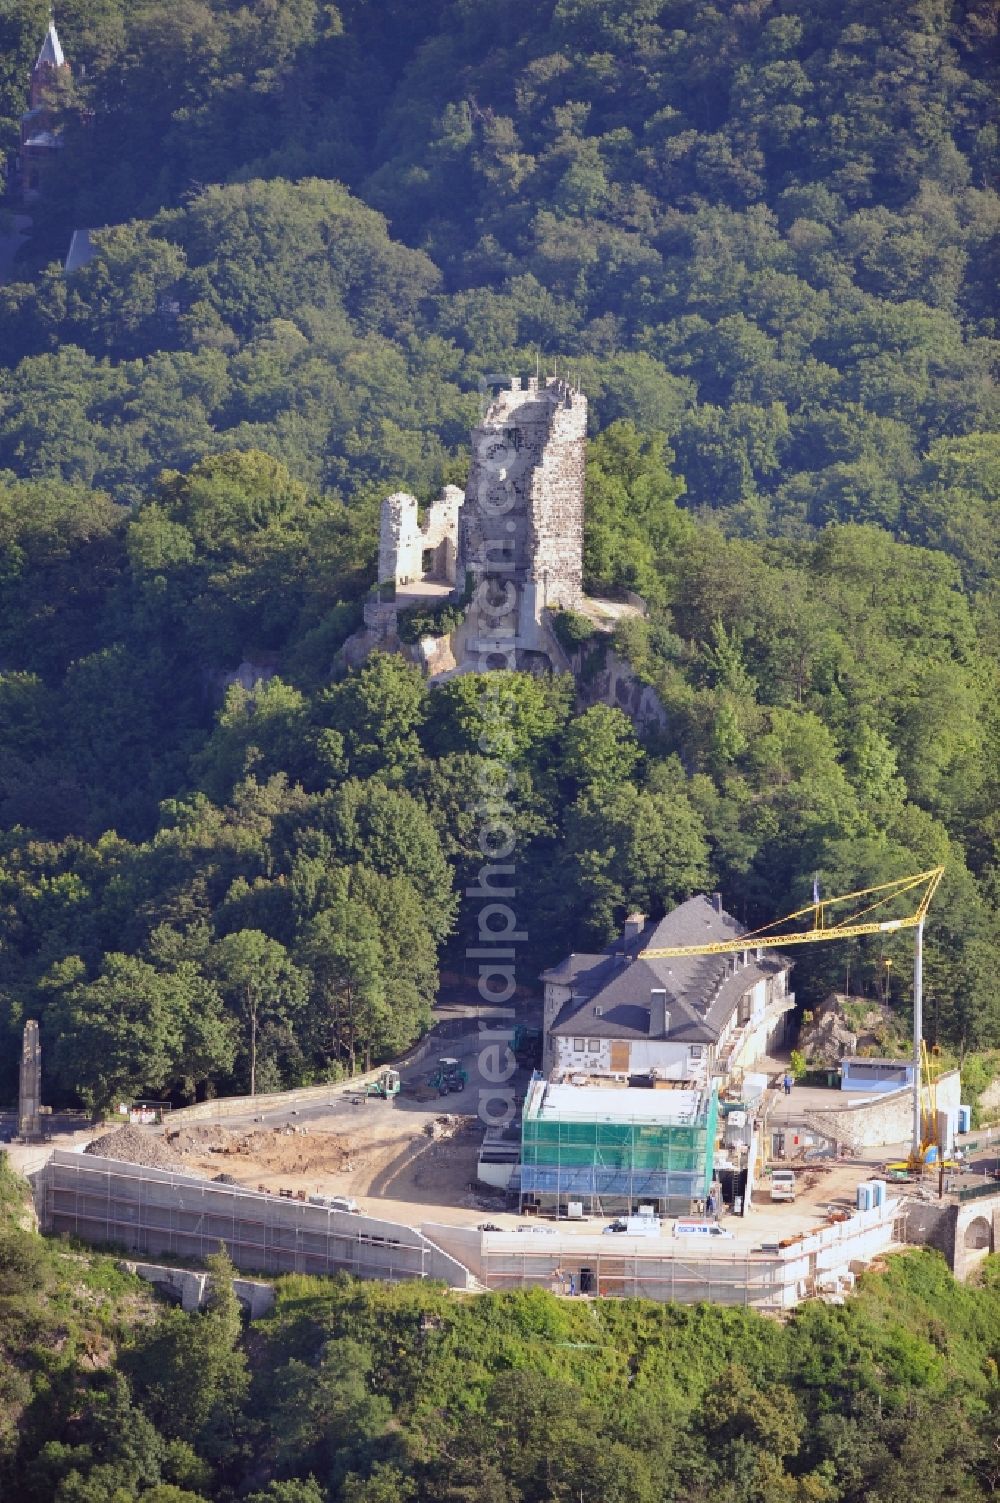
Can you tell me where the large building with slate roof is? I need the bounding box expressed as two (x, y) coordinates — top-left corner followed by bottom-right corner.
(540, 894), (794, 1088)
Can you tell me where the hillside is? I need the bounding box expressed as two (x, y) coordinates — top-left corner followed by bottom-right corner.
(0, 0), (996, 1110)
(2, 1152), (1000, 1502)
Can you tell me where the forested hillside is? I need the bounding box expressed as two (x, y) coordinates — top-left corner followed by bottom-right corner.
(0, 0), (997, 1108)
(3, 1154), (1000, 1503)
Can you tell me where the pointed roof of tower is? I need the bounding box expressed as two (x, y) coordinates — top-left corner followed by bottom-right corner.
(36, 22), (65, 70)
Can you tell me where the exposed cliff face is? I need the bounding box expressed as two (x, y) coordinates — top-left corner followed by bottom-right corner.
(798, 993), (907, 1068)
(572, 643), (668, 731)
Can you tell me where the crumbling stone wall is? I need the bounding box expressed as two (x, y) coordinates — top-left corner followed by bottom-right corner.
(378, 485), (463, 589)
(458, 377), (586, 655)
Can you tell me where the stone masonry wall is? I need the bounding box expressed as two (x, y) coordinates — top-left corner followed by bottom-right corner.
(799, 1068), (962, 1152)
(378, 486), (462, 589)
(458, 377), (586, 656)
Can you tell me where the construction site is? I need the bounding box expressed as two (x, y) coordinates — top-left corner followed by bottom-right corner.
(18, 864), (1000, 1306)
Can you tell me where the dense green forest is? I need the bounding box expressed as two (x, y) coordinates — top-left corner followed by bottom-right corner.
(0, 0), (998, 1108)
(2, 1157), (1000, 1503)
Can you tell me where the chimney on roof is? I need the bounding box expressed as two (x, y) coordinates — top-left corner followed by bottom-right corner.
(623, 912), (646, 946)
(712, 892), (723, 915)
(649, 988), (669, 1037)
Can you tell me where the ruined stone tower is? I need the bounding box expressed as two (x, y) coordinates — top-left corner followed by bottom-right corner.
(458, 376), (586, 654)
(364, 375), (588, 671)
(378, 485), (462, 590)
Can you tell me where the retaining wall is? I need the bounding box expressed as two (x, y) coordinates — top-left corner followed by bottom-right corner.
(424, 1199), (901, 1309)
(36, 1151), (477, 1289)
(118, 1260), (276, 1318)
(799, 1069), (961, 1151)
(166, 1028), (466, 1126)
(903, 1185), (1000, 1281)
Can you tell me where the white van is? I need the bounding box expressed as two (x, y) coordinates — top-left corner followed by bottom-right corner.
(604, 1217), (662, 1237)
(770, 1169), (796, 1202)
(672, 1221), (734, 1239)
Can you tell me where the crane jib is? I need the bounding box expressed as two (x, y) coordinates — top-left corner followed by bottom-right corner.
(638, 866), (944, 961)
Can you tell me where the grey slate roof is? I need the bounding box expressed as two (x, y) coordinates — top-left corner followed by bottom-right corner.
(547, 894), (791, 1045)
(37, 24), (65, 69)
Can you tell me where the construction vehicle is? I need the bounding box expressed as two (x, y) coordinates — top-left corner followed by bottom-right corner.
(512, 1024), (542, 1067)
(365, 1068), (401, 1100)
(428, 1057), (468, 1095)
(769, 1169), (796, 1202)
(639, 866), (946, 1169)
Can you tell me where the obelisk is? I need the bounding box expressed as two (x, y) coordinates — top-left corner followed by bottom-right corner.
(18, 1020), (41, 1139)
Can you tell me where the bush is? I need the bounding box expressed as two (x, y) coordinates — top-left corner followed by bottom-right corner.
(396, 600), (466, 643)
(552, 609), (597, 653)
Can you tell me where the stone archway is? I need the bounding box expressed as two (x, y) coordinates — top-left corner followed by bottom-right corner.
(964, 1215), (992, 1252)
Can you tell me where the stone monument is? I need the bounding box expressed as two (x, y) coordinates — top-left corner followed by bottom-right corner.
(18, 1019), (42, 1140)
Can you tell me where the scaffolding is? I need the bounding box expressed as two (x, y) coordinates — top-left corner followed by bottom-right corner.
(519, 1079), (719, 1216)
(35, 1151), (478, 1288)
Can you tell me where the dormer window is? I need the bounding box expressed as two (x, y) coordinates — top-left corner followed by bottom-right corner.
(594, 1006), (603, 1017)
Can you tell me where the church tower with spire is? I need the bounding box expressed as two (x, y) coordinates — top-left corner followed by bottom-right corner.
(18, 19), (71, 199)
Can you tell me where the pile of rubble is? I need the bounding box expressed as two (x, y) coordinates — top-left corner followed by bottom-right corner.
(165, 1122), (354, 1177)
(424, 1114), (471, 1141)
(85, 1125), (183, 1171)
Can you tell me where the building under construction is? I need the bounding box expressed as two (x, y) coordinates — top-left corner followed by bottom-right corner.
(519, 1075), (718, 1217)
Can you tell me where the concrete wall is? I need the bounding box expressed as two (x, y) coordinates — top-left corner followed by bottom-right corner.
(36, 1151), (478, 1290)
(800, 1069), (961, 1151)
(118, 1259), (276, 1318)
(424, 1198), (900, 1309)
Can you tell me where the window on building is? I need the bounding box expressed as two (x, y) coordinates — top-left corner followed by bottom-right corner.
(594, 1006), (603, 1017)
(573, 1038), (585, 1052)
(689, 1045), (703, 1060)
(588, 1039), (600, 1052)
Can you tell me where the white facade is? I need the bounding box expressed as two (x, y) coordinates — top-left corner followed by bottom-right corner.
(552, 1034), (710, 1088)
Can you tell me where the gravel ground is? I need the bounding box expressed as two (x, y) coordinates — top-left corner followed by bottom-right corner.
(84, 1125), (183, 1171)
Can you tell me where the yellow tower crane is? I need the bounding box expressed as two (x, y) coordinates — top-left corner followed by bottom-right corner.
(639, 866), (946, 1163)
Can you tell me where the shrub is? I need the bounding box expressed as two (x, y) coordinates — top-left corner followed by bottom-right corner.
(552, 609), (597, 653)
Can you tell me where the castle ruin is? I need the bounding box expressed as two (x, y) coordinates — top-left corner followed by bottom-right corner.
(373, 376), (586, 669)
(378, 486), (462, 590)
